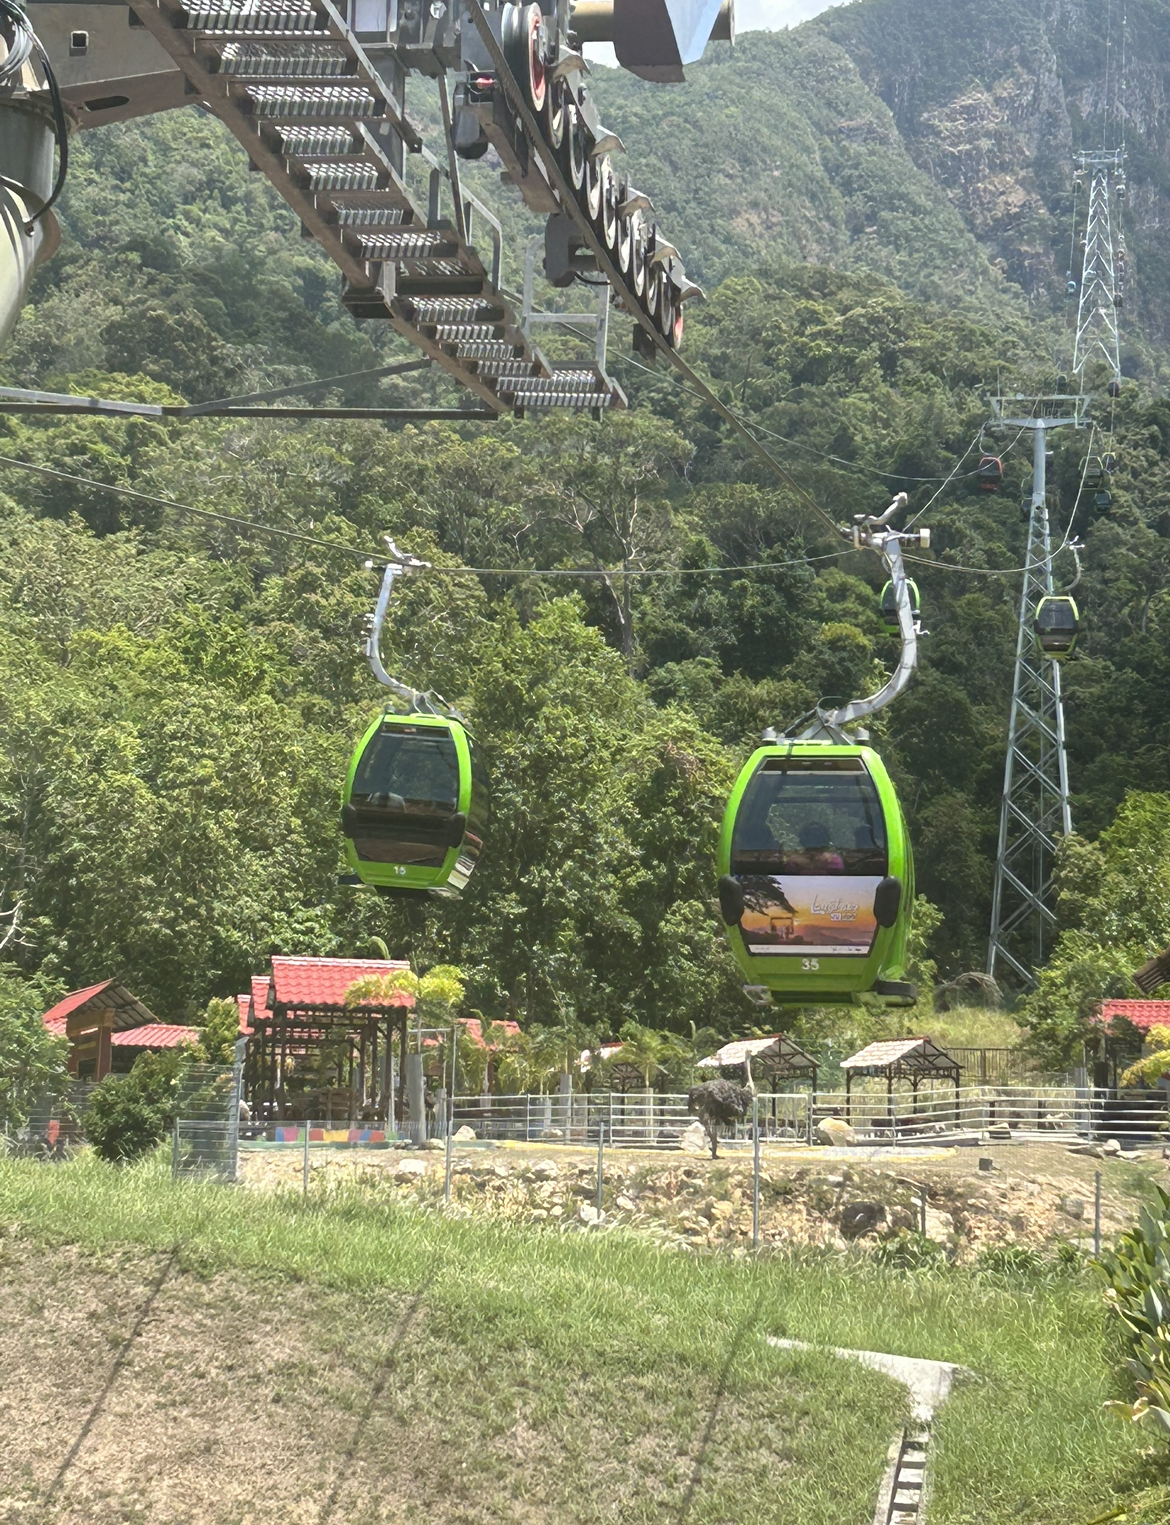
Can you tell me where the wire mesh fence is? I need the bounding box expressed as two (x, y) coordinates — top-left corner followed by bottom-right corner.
(172, 1063), (243, 1181)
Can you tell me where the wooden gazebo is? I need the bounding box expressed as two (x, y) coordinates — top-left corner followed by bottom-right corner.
(245, 956), (415, 1122)
(697, 1034), (818, 1091)
(840, 1037), (962, 1123)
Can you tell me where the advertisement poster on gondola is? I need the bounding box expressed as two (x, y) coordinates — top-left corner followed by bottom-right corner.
(736, 875), (880, 957)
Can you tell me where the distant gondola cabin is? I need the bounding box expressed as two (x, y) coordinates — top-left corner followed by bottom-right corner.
(977, 455), (1003, 492)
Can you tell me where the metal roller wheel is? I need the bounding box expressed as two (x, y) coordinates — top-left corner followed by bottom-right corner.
(563, 98), (587, 191)
(663, 284), (683, 349)
(629, 213), (647, 298)
(501, 2), (548, 118)
(547, 74), (568, 152)
(597, 158), (618, 251)
(615, 206), (634, 276)
(580, 145), (602, 222)
(642, 254), (660, 320)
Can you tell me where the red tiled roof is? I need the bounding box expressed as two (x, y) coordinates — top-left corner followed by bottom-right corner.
(269, 956), (415, 1011)
(41, 980), (116, 1030)
(461, 1017), (520, 1050)
(43, 1013), (68, 1038)
(1097, 1000), (1170, 1033)
(110, 1024), (200, 1049)
(236, 994), (252, 1033)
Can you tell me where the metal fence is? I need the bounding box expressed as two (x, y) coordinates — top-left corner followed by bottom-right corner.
(448, 1090), (811, 1149)
(811, 1083), (1169, 1144)
(172, 1062), (243, 1181)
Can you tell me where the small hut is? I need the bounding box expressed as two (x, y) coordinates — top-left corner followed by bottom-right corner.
(839, 1038), (962, 1130)
(697, 1035), (818, 1138)
(696, 1035), (818, 1092)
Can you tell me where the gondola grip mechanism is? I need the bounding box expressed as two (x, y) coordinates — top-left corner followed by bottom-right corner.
(364, 537), (435, 709)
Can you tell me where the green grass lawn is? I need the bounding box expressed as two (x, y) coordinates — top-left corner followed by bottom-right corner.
(0, 1154), (1156, 1525)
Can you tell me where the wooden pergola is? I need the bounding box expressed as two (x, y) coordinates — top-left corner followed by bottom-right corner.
(245, 957), (415, 1123)
(696, 1034), (818, 1091)
(840, 1037), (962, 1124)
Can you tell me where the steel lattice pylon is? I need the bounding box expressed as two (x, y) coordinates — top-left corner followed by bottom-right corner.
(987, 400), (1084, 990)
(1072, 149), (1125, 385)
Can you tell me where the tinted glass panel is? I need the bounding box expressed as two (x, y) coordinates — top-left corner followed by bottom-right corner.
(731, 758), (888, 876)
(352, 725), (460, 817)
(1037, 601), (1077, 631)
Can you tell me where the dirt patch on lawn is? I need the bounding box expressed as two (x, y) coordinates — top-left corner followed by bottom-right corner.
(0, 1230), (895, 1525)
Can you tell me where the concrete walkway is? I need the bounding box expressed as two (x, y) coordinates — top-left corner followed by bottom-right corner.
(767, 1337), (974, 1524)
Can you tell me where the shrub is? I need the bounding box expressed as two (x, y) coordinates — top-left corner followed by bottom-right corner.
(85, 1049), (188, 1163)
(1095, 1184), (1170, 1437)
(976, 1244), (1044, 1275)
(0, 966), (68, 1131)
(870, 1231), (949, 1271)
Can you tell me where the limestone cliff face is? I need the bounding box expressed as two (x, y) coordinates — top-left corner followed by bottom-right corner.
(819, 0), (1170, 345)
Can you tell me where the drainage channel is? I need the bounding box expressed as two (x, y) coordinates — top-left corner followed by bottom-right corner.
(767, 1339), (972, 1525)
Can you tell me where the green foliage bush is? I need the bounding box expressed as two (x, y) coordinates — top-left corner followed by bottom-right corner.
(1095, 1184), (1170, 1437)
(0, 966), (68, 1131)
(84, 1050), (189, 1163)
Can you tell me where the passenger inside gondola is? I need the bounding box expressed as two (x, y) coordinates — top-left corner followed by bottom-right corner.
(351, 726), (460, 817)
(731, 760), (888, 877)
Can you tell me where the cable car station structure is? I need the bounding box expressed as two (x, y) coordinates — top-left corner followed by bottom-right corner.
(1, 0), (728, 416)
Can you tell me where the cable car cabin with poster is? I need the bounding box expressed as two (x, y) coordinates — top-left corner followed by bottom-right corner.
(340, 713), (488, 898)
(1034, 595), (1080, 661)
(716, 743), (915, 1006)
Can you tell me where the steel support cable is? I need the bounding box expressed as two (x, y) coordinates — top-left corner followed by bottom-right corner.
(0, 453), (1072, 583)
(614, 344), (998, 486)
(0, 453), (844, 575)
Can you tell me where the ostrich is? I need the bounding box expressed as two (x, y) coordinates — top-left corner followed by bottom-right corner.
(687, 1079), (755, 1159)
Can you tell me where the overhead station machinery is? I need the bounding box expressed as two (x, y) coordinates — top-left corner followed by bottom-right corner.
(0, 0), (731, 411)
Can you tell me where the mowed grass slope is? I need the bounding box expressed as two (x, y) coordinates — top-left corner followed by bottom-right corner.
(0, 1155), (1146, 1525)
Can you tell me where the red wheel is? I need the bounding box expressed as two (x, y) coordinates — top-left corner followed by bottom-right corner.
(502, 3), (547, 117)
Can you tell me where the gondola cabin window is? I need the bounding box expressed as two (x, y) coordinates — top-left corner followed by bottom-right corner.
(729, 758), (888, 958)
(352, 724), (460, 815)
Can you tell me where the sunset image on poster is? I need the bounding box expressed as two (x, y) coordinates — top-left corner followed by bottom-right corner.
(737, 875), (881, 957)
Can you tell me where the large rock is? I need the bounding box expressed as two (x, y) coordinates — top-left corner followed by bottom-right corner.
(394, 1158), (427, 1182)
(453, 1125), (477, 1141)
(839, 1200), (886, 1239)
(815, 1117), (857, 1146)
(680, 1121), (710, 1155)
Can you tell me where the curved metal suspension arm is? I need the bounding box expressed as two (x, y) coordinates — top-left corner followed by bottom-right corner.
(364, 539), (435, 710)
(790, 493), (930, 741)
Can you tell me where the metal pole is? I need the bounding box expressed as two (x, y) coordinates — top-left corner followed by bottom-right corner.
(596, 1121), (605, 1212)
(303, 1121), (310, 1197)
(444, 1026), (455, 1205)
(172, 1117), (179, 1178)
(752, 1094), (760, 1251)
(1094, 1169), (1102, 1257)
(920, 1186), (927, 1237)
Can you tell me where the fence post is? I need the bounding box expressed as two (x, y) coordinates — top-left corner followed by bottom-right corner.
(303, 1122), (310, 1198)
(525, 1092), (531, 1143)
(752, 1094), (760, 1252)
(919, 1186), (927, 1237)
(444, 1103), (453, 1204)
(1094, 1169), (1102, 1258)
(171, 1117), (179, 1179)
(596, 1121), (605, 1212)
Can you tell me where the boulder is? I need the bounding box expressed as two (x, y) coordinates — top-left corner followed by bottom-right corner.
(839, 1200), (886, 1240)
(680, 1121), (710, 1155)
(453, 1125), (476, 1142)
(577, 1202), (605, 1227)
(815, 1117), (856, 1146)
(1059, 1195), (1086, 1221)
(1102, 1137), (1122, 1157)
(530, 1159), (559, 1182)
(987, 1122), (1012, 1140)
(422, 1137), (445, 1151)
(924, 1206), (954, 1241)
(394, 1158), (427, 1182)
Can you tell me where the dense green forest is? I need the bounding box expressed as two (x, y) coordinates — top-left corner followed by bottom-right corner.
(2, 0), (1170, 1062)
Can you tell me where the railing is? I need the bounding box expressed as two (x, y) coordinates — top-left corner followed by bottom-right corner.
(812, 1084), (1169, 1144)
(449, 1091), (811, 1149)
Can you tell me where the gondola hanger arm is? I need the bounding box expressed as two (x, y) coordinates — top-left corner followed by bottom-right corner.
(785, 493), (932, 741)
(363, 538), (438, 711)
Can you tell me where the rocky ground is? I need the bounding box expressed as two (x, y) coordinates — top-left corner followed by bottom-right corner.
(238, 1138), (1159, 1263)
